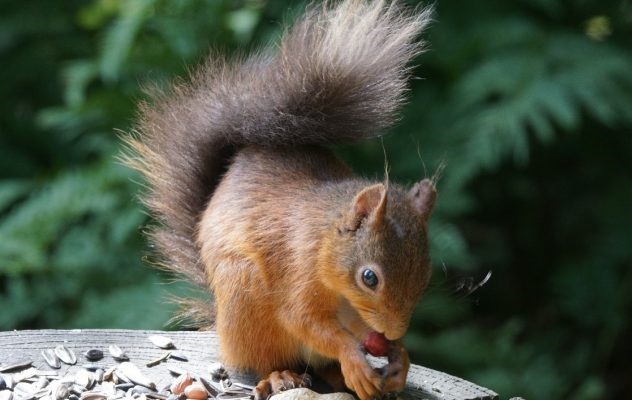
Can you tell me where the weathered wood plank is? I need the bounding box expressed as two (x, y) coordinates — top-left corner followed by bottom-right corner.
(0, 330), (497, 400)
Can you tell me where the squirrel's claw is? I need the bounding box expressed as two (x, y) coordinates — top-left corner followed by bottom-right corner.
(254, 370), (311, 400)
(382, 342), (410, 394)
(340, 352), (384, 400)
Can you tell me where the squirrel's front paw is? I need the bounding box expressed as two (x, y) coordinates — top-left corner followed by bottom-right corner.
(381, 343), (410, 393)
(254, 370), (311, 400)
(340, 351), (383, 400)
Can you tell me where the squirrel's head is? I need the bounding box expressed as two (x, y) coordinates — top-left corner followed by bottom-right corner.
(321, 179), (436, 341)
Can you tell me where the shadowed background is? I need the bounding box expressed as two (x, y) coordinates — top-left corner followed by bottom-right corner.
(1, 0), (631, 398)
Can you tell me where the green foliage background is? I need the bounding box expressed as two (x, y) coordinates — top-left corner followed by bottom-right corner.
(1, 0), (631, 398)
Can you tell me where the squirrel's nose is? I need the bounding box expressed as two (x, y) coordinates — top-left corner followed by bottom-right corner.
(384, 323), (408, 341)
(384, 330), (404, 341)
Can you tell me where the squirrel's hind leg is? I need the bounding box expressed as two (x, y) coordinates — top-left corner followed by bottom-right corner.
(212, 256), (306, 375)
(314, 362), (346, 392)
(254, 370), (312, 400)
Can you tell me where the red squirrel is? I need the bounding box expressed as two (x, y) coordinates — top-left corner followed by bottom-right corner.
(124, 1), (435, 399)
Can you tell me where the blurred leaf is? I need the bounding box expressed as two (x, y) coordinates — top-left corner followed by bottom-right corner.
(77, 0), (120, 29)
(226, 7), (262, 43)
(0, 180), (33, 213)
(62, 60), (99, 108)
(0, 160), (126, 273)
(66, 277), (178, 329)
(100, 0), (156, 82)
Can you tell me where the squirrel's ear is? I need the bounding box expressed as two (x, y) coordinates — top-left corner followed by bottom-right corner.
(347, 183), (387, 231)
(408, 179), (436, 221)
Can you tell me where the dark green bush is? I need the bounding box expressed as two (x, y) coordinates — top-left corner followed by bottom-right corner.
(1, 0), (631, 398)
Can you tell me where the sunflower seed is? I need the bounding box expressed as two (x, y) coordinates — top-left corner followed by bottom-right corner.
(108, 345), (129, 362)
(146, 394), (167, 400)
(33, 371), (58, 378)
(84, 350), (103, 362)
(130, 386), (156, 395)
(14, 382), (36, 400)
(147, 336), (174, 350)
(1, 376), (12, 391)
(33, 387), (49, 399)
(93, 369), (104, 384)
(48, 381), (70, 400)
(116, 363), (155, 390)
(70, 384), (86, 395)
(95, 382), (109, 395)
(219, 378), (232, 391)
(165, 366), (187, 377)
(54, 345), (77, 365)
(167, 352), (188, 362)
(0, 361), (32, 373)
(197, 377), (219, 397)
(55, 375), (70, 384)
(0, 390), (12, 400)
(79, 392), (106, 400)
(112, 391), (126, 400)
(145, 352), (171, 368)
(231, 382), (255, 391)
(33, 377), (48, 390)
(39, 349), (61, 370)
(113, 370), (130, 384)
(15, 367), (38, 382)
(114, 383), (134, 391)
(102, 367), (116, 382)
(74, 370), (94, 390)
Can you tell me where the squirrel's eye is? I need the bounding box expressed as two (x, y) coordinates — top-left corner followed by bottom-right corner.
(361, 268), (378, 289)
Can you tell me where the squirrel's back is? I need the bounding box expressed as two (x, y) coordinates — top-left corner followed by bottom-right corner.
(122, 0), (432, 323)
(197, 146), (351, 281)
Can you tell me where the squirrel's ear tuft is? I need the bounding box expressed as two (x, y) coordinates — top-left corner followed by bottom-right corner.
(408, 179), (436, 221)
(347, 183), (387, 231)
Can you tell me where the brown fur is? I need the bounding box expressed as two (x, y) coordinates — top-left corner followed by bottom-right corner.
(123, 1), (434, 398)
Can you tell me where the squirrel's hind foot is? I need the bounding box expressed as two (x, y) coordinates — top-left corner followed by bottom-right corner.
(254, 370), (312, 400)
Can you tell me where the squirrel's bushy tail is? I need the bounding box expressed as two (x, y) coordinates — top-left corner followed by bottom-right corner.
(123, 0), (431, 325)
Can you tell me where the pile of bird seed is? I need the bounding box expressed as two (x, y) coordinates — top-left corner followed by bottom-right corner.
(0, 335), (254, 400)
